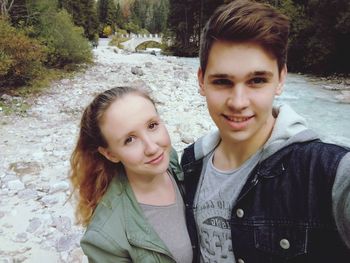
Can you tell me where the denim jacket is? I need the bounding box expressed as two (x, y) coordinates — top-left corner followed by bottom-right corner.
(181, 139), (350, 263)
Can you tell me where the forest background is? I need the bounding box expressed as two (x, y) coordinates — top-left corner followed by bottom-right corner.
(0, 0), (349, 94)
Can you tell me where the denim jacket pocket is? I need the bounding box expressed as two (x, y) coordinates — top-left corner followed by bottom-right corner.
(254, 225), (308, 260)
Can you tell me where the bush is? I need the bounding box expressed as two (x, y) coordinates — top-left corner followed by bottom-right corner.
(37, 10), (93, 67)
(103, 25), (113, 37)
(115, 28), (128, 36)
(0, 17), (47, 87)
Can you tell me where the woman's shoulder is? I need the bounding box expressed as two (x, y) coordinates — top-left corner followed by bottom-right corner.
(86, 177), (126, 233)
(169, 147), (183, 180)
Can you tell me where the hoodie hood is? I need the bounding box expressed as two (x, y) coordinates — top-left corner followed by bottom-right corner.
(192, 104), (320, 161)
(260, 104), (319, 161)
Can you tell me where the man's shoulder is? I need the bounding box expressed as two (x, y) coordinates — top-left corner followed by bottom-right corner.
(262, 140), (349, 172)
(181, 129), (221, 164)
(275, 140), (349, 156)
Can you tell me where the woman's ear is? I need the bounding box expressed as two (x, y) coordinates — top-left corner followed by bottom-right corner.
(98, 146), (120, 163)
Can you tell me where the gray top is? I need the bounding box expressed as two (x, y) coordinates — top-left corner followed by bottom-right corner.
(140, 175), (193, 263)
(195, 149), (262, 262)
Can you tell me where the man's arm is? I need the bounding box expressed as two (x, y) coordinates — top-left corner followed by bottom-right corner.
(333, 152), (350, 249)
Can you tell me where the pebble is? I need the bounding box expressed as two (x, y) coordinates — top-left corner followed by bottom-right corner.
(40, 195), (59, 205)
(14, 232), (28, 243)
(26, 217), (42, 233)
(18, 189), (38, 200)
(49, 181), (70, 194)
(7, 179), (25, 190)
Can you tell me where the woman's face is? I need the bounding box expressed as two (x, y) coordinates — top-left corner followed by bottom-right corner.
(98, 93), (171, 180)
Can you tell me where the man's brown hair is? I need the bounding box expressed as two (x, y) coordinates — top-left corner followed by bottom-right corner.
(199, 0), (290, 74)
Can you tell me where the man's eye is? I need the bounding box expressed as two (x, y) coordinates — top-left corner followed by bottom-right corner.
(250, 77), (267, 84)
(212, 79), (232, 85)
(149, 122), (159, 129)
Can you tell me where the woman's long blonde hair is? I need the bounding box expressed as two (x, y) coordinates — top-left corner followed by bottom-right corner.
(70, 86), (153, 226)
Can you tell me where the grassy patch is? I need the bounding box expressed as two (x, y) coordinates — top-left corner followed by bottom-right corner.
(0, 64), (90, 116)
(109, 36), (130, 49)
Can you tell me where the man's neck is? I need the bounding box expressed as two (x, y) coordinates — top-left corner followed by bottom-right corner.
(213, 117), (275, 170)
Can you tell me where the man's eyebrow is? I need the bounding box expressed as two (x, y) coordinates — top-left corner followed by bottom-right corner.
(208, 73), (232, 79)
(248, 71), (274, 77)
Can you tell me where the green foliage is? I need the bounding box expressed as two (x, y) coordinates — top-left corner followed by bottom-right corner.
(123, 21), (141, 33)
(277, 0), (350, 74)
(115, 28), (128, 36)
(0, 17), (47, 87)
(122, 0), (169, 34)
(103, 25), (113, 36)
(61, 0), (99, 41)
(97, 0), (119, 35)
(37, 9), (93, 67)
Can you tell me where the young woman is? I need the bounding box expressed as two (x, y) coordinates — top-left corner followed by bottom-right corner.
(70, 86), (193, 263)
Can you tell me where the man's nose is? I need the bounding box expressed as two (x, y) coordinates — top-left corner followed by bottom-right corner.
(226, 85), (249, 110)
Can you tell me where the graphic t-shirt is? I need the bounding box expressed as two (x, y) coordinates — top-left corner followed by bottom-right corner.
(195, 150), (261, 263)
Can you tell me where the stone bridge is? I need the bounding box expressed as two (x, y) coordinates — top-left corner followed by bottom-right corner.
(120, 34), (162, 52)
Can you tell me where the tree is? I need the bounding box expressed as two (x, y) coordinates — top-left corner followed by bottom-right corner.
(167, 0), (224, 56)
(61, 0), (99, 41)
(97, 0), (117, 26)
(275, 0), (350, 74)
(0, 0), (14, 18)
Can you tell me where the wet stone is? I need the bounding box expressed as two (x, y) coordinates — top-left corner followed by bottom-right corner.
(40, 195), (59, 205)
(14, 232), (28, 243)
(56, 234), (76, 252)
(18, 189), (38, 200)
(7, 179), (24, 191)
(49, 181), (69, 194)
(51, 216), (72, 233)
(8, 161), (41, 177)
(26, 218), (42, 233)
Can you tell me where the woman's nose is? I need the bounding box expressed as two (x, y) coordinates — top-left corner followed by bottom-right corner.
(143, 136), (158, 156)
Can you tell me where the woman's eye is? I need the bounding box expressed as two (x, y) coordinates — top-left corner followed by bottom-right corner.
(212, 79), (232, 86)
(149, 122), (159, 129)
(124, 137), (134, 145)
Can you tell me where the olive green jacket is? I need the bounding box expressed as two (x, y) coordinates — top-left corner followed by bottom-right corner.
(80, 150), (184, 263)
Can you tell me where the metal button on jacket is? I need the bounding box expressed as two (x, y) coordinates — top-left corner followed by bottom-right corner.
(280, 238), (290, 249)
(236, 208), (244, 218)
(237, 258), (245, 263)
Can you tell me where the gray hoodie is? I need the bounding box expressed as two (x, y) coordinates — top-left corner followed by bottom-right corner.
(190, 104), (350, 249)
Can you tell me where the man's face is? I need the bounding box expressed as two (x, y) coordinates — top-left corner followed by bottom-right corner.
(198, 40), (286, 148)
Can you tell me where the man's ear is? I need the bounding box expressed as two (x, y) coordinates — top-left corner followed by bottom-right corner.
(276, 64), (287, 96)
(98, 146), (120, 163)
(198, 67), (205, 96)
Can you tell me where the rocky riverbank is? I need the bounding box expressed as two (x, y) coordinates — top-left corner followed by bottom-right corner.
(0, 38), (349, 262)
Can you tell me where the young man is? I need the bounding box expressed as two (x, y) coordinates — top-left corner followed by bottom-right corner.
(181, 0), (350, 262)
